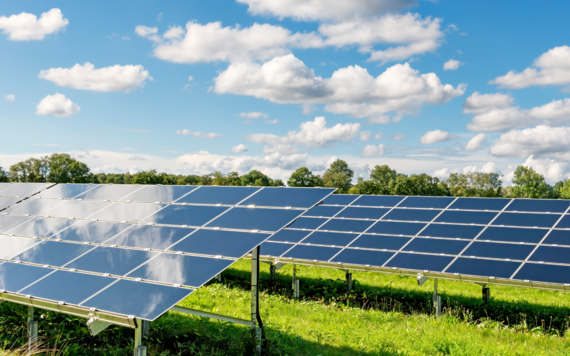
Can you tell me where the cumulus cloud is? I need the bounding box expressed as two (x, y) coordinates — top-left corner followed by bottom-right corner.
(480, 162), (497, 173)
(0, 8), (68, 41)
(265, 119), (278, 124)
(464, 133), (486, 151)
(362, 144), (385, 157)
(491, 46), (570, 89)
(38, 63), (152, 92)
(36, 93), (80, 117)
(231, 144), (249, 153)
(419, 130), (455, 144)
(528, 98), (570, 120)
(462, 92), (514, 114)
(239, 111), (268, 119)
(519, 155), (570, 182)
(463, 92), (531, 132)
(214, 54), (465, 123)
(391, 133), (406, 141)
(359, 131), (383, 141)
(5, 94), (15, 102)
(443, 59), (462, 70)
(490, 125), (570, 159)
(176, 129), (222, 139)
(433, 168), (450, 178)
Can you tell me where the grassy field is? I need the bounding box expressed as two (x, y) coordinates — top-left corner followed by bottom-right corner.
(2, 259), (570, 355)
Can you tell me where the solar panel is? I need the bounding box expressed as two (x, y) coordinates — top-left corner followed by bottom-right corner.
(0, 183), (54, 198)
(259, 194), (570, 292)
(0, 183), (335, 321)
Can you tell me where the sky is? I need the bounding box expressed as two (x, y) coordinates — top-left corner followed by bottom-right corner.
(1, 1), (570, 184)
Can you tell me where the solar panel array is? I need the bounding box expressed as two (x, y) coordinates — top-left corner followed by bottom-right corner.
(0, 183), (55, 210)
(0, 183), (334, 320)
(260, 195), (570, 289)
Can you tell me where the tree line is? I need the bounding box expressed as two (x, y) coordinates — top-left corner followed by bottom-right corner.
(1, 153), (569, 199)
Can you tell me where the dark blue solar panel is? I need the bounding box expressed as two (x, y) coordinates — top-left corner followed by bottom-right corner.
(7, 217), (77, 238)
(89, 203), (167, 223)
(0, 262), (53, 293)
(105, 225), (194, 250)
(336, 207), (390, 220)
(3, 199), (64, 216)
(168, 229), (269, 258)
(81, 279), (193, 321)
(351, 196), (404, 207)
(385, 253), (454, 272)
(259, 242), (293, 257)
(477, 226), (547, 244)
(240, 187), (334, 208)
(0, 235), (42, 260)
(66, 247), (157, 276)
(446, 258), (521, 279)
(556, 216), (570, 229)
(128, 254), (235, 287)
(53, 221), (133, 244)
(513, 263), (570, 285)
(506, 199), (570, 213)
(143, 205), (228, 227)
(462, 242), (534, 260)
(206, 207), (301, 232)
(527, 246), (570, 264)
(367, 221), (427, 236)
(448, 198), (511, 211)
(35, 184), (95, 199)
(177, 186), (259, 205)
(304, 205), (344, 218)
(434, 211), (497, 225)
(419, 224), (484, 239)
(287, 217), (328, 230)
(120, 185), (198, 203)
(0, 215), (33, 233)
(492, 212), (560, 228)
(282, 245), (342, 261)
(318, 219), (375, 233)
(20, 270), (115, 305)
(403, 238), (469, 255)
(543, 230), (570, 245)
(44, 200), (113, 219)
(12, 241), (93, 267)
(331, 249), (394, 266)
(383, 209), (440, 222)
(397, 197), (455, 209)
(321, 195), (359, 206)
(349, 235), (410, 250)
(302, 231), (358, 246)
(268, 229), (311, 243)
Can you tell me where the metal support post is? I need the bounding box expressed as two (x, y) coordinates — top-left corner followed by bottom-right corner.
(482, 285), (490, 303)
(433, 279), (441, 317)
(216, 273), (222, 282)
(270, 263), (276, 281)
(346, 271), (353, 292)
(133, 318), (147, 356)
(251, 246), (263, 354)
(27, 307), (38, 355)
(292, 264), (300, 298)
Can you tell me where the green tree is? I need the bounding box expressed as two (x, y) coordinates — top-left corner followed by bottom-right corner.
(241, 170), (271, 186)
(322, 159), (354, 193)
(46, 153), (91, 183)
(511, 166), (549, 198)
(287, 167), (324, 187)
(270, 178), (285, 187)
(447, 172), (502, 197)
(560, 179), (570, 199)
(370, 165), (397, 185)
(9, 157), (49, 182)
(211, 171), (242, 186)
(0, 167), (8, 182)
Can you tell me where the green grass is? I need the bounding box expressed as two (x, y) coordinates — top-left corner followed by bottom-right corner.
(2, 259), (570, 355)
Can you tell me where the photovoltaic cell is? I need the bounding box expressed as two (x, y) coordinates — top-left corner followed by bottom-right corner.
(448, 198), (510, 211)
(0, 262), (53, 293)
(120, 185), (198, 203)
(0, 235), (41, 260)
(177, 186), (259, 205)
(383, 209), (440, 222)
(446, 258), (521, 279)
(318, 219), (375, 233)
(259, 242), (293, 257)
(556, 216), (570, 229)
(304, 205), (344, 218)
(367, 221), (426, 236)
(321, 195), (359, 206)
(282, 245), (342, 261)
(513, 263), (570, 285)
(0, 183), (53, 198)
(397, 197), (455, 209)
(3, 199), (64, 216)
(287, 218), (327, 230)
(527, 246), (570, 264)
(168, 229), (269, 258)
(6, 217), (77, 238)
(142, 205), (228, 227)
(268, 229), (311, 243)
(35, 184), (95, 199)
(90, 202), (167, 223)
(349, 234), (410, 250)
(53, 221), (133, 244)
(462, 242), (534, 260)
(105, 225), (194, 250)
(336, 207), (390, 220)
(302, 231), (359, 246)
(0, 197), (21, 211)
(0, 215), (33, 233)
(477, 226), (547, 244)
(206, 207), (301, 232)
(331, 249), (394, 266)
(43, 200), (113, 219)
(434, 211), (497, 225)
(239, 187), (334, 209)
(73, 185), (141, 201)
(66, 247), (157, 276)
(505, 199), (570, 213)
(492, 212), (560, 228)
(418, 224), (484, 239)
(351, 195), (404, 207)
(543, 230), (570, 245)
(12, 241), (93, 267)
(403, 238), (469, 255)
(0, 183), (14, 194)
(385, 253), (454, 272)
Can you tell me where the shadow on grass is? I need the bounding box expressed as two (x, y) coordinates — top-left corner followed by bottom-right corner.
(218, 266), (570, 336)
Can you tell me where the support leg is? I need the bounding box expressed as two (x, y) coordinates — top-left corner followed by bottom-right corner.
(27, 307), (38, 355)
(433, 279), (441, 317)
(346, 271), (353, 292)
(292, 264), (299, 299)
(270, 263), (276, 281)
(482, 285), (490, 303)
(216, 273), (222, 282)
(133, 318), (147, 356)
(251, 246), (263, 354)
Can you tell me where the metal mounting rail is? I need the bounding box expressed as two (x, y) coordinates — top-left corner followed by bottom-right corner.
(170, 306), (251, 326)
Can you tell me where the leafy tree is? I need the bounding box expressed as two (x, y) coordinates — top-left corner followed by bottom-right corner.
(408, 174), (449, 196)
(287, 167), (324, 187)
(46, 153), (91, 183)
(212, 171), (242, 186)
(511, 166), (549, 198)
(323, 159), (354, 193)
(560, 179), (570, 199)
(370, 165), (397, 186)
(0, 167), (8, 182)
(9, 157), (49, 182)
(447, 172), (502, 197)
(270, 178), (285, 187)
(241, 170), (270, 186)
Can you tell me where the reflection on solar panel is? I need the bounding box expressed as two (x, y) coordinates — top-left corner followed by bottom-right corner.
(261, 195), (570, 290)
(0, 184), (334, 321)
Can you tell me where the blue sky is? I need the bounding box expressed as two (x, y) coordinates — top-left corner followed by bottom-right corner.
(1, 0), (570, 183)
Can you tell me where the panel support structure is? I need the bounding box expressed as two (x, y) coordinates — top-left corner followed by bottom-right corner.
(346, 272), (353, 292)
(482, 285), (490, 303)
(251, 246), (264, 355)
(433, 279), (441, 317)
(134, 318), (147, 356)
(87, 317), (112, 336)
(292, 264), (300, 299)
(28, 307), (38, 355)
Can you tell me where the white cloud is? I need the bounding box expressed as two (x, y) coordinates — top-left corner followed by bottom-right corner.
(128, 155), (147, 161)
(239, 111), (268, 119)
(491, 46), (570, 89)
(491, 125), (570, 159)
(462, 92), (514, 114)
(214, 54), (465, 123)
(136, 21), (323, 64)
(443, 59), (462, 70)
(528, 98), (570, 120)
(463, 92), (531, 132)
(176, 129), (222, 139)
(362, 144), (385, 157)
(359, 131), (383, 141)
(464, 133), (486, 151)
(462, 165), (477, 174)
(231, 144), (249, 153)
(433, 168), (450, 178)
(480, 162), (497, 173)
(419, 130), (455, 144)
(265, 119), (278, 124)
(391, 133), (406, 141)
(5, 94), (15, 102)
(38, 63), (152, 92)
(36, 93), (80, 118)
(237, 0), (416, 21)
(519, 155), (570, 182)
(0, 8), (68, 41)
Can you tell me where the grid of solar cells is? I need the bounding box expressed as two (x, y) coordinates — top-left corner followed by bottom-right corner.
(260, 195), (570, 288)
(0, 183), (54, 198)
(0, 184), (335, 320)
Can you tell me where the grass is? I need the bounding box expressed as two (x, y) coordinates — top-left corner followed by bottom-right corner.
(2, 259), (570, 355)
